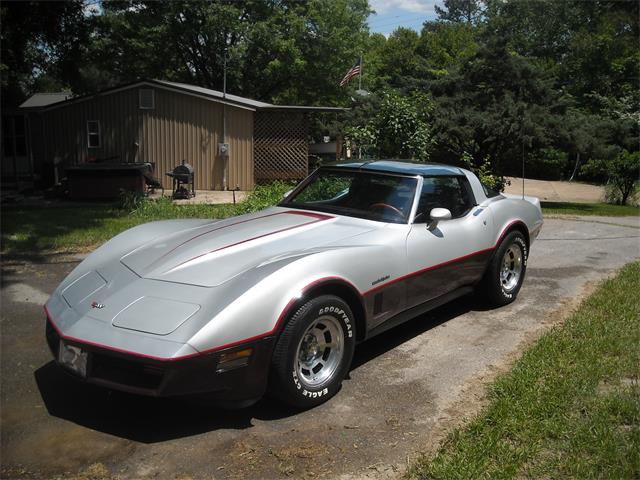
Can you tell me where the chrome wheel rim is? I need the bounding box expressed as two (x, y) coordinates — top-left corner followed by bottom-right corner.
(295, 315), (344, 388)
(500, 243), (523, 292)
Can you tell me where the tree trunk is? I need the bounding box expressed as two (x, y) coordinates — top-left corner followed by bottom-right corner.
(569, 151), (580, 182)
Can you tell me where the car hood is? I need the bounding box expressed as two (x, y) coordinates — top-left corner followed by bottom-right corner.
(120, 208), (377, 287)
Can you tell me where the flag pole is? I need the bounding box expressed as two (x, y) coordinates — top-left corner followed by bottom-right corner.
(358, 54), (362, 90)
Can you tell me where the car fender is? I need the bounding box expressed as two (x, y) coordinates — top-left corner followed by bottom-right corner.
(486, 197), (543, 247)
(185, 242), (400, 354)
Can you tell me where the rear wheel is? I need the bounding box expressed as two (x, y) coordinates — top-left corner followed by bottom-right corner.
(482, 231), (528, 306)
(269, 295), (355, 408)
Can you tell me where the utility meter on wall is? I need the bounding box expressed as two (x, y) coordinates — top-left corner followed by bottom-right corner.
(218, 143), (230, 156)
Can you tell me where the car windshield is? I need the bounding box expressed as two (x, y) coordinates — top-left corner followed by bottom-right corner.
(281, 169), (418, 223)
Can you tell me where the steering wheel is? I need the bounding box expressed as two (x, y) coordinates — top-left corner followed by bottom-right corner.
(369, 203), (405, 219)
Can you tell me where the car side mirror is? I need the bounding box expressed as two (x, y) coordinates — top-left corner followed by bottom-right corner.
(428, 208), (452, 227)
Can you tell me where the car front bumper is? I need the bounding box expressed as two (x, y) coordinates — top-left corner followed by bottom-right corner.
(45, 318), (275, 402)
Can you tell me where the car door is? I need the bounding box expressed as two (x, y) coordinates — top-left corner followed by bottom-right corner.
(404, 175), (494, 309)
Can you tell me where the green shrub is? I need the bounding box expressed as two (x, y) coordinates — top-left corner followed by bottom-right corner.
(239, 181), (296, 213)
(117, 181), (295, 222)
(118, 190), (148, 212)
(462, 152), (509, 192)
(582, 150), (640, 205)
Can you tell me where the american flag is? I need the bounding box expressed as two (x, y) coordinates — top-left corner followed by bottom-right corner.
(340, 59), (362, 86)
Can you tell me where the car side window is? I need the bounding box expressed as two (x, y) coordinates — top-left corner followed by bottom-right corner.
(414, 176), (475, 222)
(482, 182), (500, 198)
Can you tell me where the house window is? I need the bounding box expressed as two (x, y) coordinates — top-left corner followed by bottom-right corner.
(87, 120), (101, 148)
(139, 89), (155, 109)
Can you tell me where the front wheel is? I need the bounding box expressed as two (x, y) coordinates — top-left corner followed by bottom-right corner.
(481, 231), (528, 306)
(268, 295), (356, 408)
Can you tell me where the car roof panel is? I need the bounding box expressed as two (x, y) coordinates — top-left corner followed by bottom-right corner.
(324, 160), (464, 176)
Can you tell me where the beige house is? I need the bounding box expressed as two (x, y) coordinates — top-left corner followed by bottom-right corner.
(16, 79), (342, 191)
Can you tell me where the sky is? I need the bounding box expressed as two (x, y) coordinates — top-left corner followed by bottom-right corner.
(368, 0), (440, 36)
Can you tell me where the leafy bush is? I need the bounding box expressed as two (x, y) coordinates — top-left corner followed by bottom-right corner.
(238, 181), (296, 213)
(582, 150), (640, 205)
(129, 195), (175, 218)
(115, 181), (295, 223)
(345, 90), (435, 160)
(374, 91), (434, 160)
(118, 190), (148, 212)
(461, 152), (509, 192)
(604, 182), (639, 207)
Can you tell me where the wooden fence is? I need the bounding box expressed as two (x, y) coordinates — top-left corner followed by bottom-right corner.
(254, 111), (308, 184)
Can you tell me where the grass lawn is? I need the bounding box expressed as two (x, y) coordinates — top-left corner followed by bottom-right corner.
(2, 192), (637, 254)
(542, 201), (640, 216)
(1, 182), (292, 254)
(0, 202), (239, 254)
(408, 261), (640, 479)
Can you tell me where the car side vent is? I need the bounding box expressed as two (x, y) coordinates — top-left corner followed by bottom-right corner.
(139, 89), (155, 109)
(373, 293), (383, 315)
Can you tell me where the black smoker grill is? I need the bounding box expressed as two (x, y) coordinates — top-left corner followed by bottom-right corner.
(166, 160), (196, 199)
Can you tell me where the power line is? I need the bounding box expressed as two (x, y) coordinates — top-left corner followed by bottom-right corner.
(368, 15), (432, 30)
(369, 15), (429, 28)
(368, 12), (430, 26)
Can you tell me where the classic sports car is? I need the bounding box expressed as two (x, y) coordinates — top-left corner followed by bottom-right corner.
(45, 160), (543, 408)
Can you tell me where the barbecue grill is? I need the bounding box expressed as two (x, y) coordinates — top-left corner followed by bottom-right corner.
(166, 160), (196, 199)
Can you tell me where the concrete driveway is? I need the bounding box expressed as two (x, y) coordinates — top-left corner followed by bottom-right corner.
(1, 216), (639, 479)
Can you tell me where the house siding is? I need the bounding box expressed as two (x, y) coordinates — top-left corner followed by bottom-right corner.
(40, 87), (254, 190)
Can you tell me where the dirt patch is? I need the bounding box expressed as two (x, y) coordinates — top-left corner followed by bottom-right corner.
(504, 177), (604, 203)
(597, 376), (639, 396)
(1, 424), (133, 479)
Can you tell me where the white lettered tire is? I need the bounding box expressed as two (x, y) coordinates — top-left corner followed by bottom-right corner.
(269, 295), (356, 408)
(482, 231), (528, 306)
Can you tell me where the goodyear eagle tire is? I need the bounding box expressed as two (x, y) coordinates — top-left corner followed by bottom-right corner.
(482, 231), (528, 307)
(269, 295), (356, 408)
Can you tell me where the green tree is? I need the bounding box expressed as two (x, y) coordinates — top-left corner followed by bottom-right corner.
(483, 0), (639, 104)
(346, 90), (434, 160)
(375, 91), (434, 159)
(417, 22), (479, 76)
(88, 0), (370, 104)
(372, 28), (429, 93)
(0, 0), (90, 105)
(360, 33), (388, 92)
(428, 42), (563, 173)
(582, 150), (640, 205)
(435, 0), (485, 25)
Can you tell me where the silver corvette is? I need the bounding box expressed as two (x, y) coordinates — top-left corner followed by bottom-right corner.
(45, 161), (543, 408)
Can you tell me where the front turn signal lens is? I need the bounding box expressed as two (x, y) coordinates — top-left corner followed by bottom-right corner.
(58, 341), (88, 377)
(216, 347), (253, 373)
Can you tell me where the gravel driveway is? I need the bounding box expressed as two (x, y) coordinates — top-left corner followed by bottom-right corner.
(1, 216), (639, 479)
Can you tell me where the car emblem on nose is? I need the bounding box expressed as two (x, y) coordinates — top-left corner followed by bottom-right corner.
(91, 301), (105, 309)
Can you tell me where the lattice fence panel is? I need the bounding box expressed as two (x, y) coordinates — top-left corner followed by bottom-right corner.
(254, 111), (308, 183)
